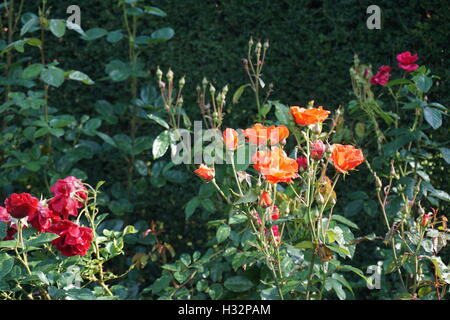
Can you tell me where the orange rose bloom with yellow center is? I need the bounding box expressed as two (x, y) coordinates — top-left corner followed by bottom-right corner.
(244, 123), (289, 145)
(194, 164), (215, 181)
(330, 144), (365, 174)
(252, 147), (299, 184)
(290, 106), (330, 126)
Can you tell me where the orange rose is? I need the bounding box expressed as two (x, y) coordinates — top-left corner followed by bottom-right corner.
(194, 164), (215, 181)
(259, 191), (273, 208)
(252, 147), (299, 184)
(330, 144), (365, 174)
(290, 106), (330, 126)
(223, 128), (239, 150)
(244, 123), (289, 145)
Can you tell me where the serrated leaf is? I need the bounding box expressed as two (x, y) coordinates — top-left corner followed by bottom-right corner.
(424, 107), (442, 130)
(152, 130), (170, 159)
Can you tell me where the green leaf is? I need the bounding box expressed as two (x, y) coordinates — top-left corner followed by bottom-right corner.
(49, 19), (66, 38)
(152, 130), (170, 159)
(105, 60), (130, 82)
(416, 76), (432, 93)
(294, 241), (314, 249)
(148, 27), (175, 44)
(22, 63), (44, 79)
(332, 214), (359, 230)
(0, 221), (7, 240)
(68, 71), (94, 85)
(273, 101), (295, 127)
(386, 79), (411, 87)
(0, 240), (20, 249)
(423, 107), (442, 130)
(134, 160), (148, 176)
(0, 254), (14, 279)
(81, 28), (108, 41)
(106, 30), (123, 43)
(143, 6), (167, 17)
(234, 190), (258, 205)
(439, 147), (450, 165)
(147, 113), (169, 129)
(96, 131), (117, 147)
(20, 16), (39, 36)
(208, 283), (224, 300)
(185, 197), (200, 220)
(66, 21), (85, 35)
(216, 224), (231, 243)
(232, 84), (250, 104)
(26, 232), (59, 248)
(224, 276), (253, 292)
(40, 66), (65, 87)
(229, 214), (248, 225)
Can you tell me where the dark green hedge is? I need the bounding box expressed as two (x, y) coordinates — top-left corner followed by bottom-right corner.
(15, 0), (449, 294)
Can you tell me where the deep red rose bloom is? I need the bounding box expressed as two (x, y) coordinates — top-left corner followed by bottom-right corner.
(0, 206), (11, 223)
(50, 176), (87, 201)
(311, 140), (326, 160)
(370, 65), (392, 86)
(296, 157), (308, 171)
(28, 201), (59, 232)
(4, 193), (39, 219)
(48, 220), (93, 257)
(396, 51), (419, 72)
(48, 196), (82, 220)
(3, 224), (17, 241)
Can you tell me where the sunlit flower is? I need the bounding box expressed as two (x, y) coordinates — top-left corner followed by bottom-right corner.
(223, 128), (239, 150)
(396, 51), (419, 72)
(194, 164), (215, 181)
(244, 123), (289, 145)
(330, 144), (365, 174)
(290, 106), (330, 126)
(252, 147), (299, 184)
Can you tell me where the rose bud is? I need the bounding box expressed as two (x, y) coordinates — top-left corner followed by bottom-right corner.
(422, 212), (432, 227)
(311, 140), (325, 160)
(259, 191), (273, 208)
(194, 164), (215, 182)
(271, 206), (280, 220)
(296, 157), (308, 171)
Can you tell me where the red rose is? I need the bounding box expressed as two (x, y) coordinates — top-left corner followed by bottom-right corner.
(28, 201), (60, 232)
(50, 176), (87, 201)
(48, 220), (93, 257)
(296, 157), (308, 171)
(0, 206), (11, 223)
(370, 65), (392, 86)
(48, 196), (82, 219)
(3, 224), (18, 241)
(311, 140), (326, 160)
(396, 51), (419, 72)
(4, 193), (39, 219)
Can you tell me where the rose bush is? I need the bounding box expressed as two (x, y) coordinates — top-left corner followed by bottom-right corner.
(0, 177), (138, 300)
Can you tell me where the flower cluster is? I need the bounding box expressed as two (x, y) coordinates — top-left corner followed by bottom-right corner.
(370, 51), (420, 86)
(1, 176), (93, 257)
(193, 104), (365, 248)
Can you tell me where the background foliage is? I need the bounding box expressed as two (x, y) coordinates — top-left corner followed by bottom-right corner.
(1, 0), (449, 299)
